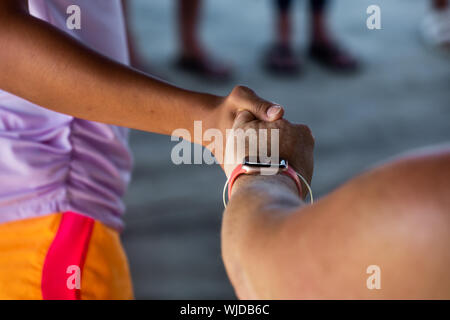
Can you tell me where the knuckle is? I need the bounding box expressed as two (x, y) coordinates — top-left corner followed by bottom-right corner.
(231, 85), (254, 98)
(299, 124), (311, 134)
(255, 101), (270, 113)
(272, 119), (286, 128)
(298, 124), (315, 145)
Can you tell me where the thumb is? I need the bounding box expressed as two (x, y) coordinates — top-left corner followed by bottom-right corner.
(231, 86), (284, 121)
(265, 104), (284, 121)
(247, 98), (284, 122)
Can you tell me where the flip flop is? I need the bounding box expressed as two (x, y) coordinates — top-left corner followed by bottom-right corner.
(264, 44), (302, 75)
(309, 41), (359, 72)
(175, 54), (232, 81)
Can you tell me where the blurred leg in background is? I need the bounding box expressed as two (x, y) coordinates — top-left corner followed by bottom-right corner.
(123, 0), (164, 77)
(265, 0), (301, 74)
(421, 0), (450, 48)
(266, 0), (358, 74)
(176, 0), (232, 80)
(309, 0), (332, 45)
(308, 0), (358, 71)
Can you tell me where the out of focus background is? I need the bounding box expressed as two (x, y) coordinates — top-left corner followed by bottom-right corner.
(122, 0), (449, 299)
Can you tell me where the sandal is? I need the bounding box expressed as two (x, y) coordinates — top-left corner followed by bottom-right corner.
(264, 44), (302, 75)
(175, 54), (232, 80)
(309, 41), (359, 72)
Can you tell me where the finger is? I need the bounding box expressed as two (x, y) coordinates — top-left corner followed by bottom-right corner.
(233, 110), (256, 129)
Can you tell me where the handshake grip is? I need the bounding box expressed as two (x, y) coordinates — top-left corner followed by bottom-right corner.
(222, 109), (314, 188)
(221, 109), (315, 207)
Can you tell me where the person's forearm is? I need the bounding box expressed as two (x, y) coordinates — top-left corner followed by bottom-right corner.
(222, 174), (303, 299)
(0, 7), (221, 138)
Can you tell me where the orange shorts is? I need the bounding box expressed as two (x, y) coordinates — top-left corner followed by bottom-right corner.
(0, 212), (133, 299)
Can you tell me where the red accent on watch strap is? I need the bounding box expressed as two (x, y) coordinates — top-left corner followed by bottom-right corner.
(227, 164), (247, 199)
(227, 164), (303, 200)
(283, 166), (303, 199)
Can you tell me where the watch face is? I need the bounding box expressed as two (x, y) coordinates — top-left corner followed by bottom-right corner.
(242, 157), (288, 175)
(243, 157), (287, 168)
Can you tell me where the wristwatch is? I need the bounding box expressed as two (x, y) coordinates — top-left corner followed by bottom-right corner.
(227, 157), (303, 200)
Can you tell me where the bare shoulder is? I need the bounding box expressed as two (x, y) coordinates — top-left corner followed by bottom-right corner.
(280, 145), (450, 298)
(316, 145), (450, 210)
(376, 144), (450, 180)
(357, 145), (450, 208)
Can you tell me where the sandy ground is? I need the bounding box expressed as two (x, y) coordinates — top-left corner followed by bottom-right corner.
(122, 0), (450, 299)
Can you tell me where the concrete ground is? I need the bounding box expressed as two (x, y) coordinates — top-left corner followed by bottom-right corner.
(122, 0), (450, 299)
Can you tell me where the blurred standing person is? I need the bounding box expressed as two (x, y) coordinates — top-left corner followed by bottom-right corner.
(265, 0), (358, 74)
(422, 0), (450, 48)
(123, 0), (231, 79)
(175, 0), (232, 80)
